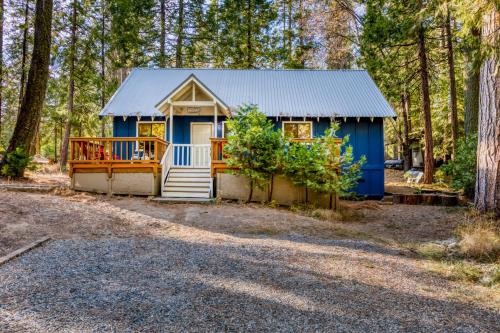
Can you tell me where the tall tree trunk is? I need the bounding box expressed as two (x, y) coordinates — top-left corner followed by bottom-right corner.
(297, 0), (305, 67)
(463, 27), (481, 138)
(475, 7), (499, 215)
(60, 0), (77, 171)
(100, 0), (106, 137)
(245, 0), (253, 68)
(159, 0), (166, 67)
(401, 91), (412, 171)
(18, 0), (31, 112)
(0, 0), (53, 177)
(417, 23), (434, 183)
(0, 0), (3, 139)
(175, 0), (183, 68)
(53, 123), (57, 161)
(445, 8), (458, 159)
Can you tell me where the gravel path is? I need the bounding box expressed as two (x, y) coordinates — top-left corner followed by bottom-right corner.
(1, 235), (498, 332)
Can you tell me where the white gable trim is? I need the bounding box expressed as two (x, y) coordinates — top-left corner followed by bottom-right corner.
(155, 74), (229, 115)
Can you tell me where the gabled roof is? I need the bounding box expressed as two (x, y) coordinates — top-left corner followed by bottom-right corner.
(155, 73), (229, 110)
(100, 68), (396, 118)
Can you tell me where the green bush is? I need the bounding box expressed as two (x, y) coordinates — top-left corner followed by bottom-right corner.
(1, 147), (33, 178)
(283, 123), (365, 208)
(440, 135), (477, 198)
(224, 104), (285, 202)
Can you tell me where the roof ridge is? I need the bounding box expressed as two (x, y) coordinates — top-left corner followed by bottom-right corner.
(133, 67), (368, 72)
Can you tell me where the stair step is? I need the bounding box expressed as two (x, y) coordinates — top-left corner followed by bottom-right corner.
(164, 191), (210, 198)
(153, 197), (213, 203)
(166, 181), (210, 187)
(167, 177), (211, 182)
(169, 168), (210, 173)
(165, 186), (209, 192)
(169, 172), (211, 178)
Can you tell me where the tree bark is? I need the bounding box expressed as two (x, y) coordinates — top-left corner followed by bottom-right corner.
(100, 0), (106, 137)
(475, 7), (499, 215)
(175, 0), (183, 68)
(18, 0), (31, 112)
(400, 91), (412, 171)
(463, 27), (481, 138)
(445, 9), (458, 159)
(0, 0), (53, 176)
(247, 178), (254, 203)
(60, 0), (77, 171)
(159, 0), (166, 67)
(268, 174), (274, 202)
(417, 22), (434, 183)
(245, 0), (253, 68)
(0, 0), (3, 139)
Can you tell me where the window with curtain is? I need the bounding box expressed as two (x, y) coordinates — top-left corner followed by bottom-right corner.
(283, 122), (312, 139)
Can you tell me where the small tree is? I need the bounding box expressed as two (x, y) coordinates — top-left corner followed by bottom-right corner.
(314, 124), (366, 208)
(284, 123), (365, 209)
(283, 140), (325, 203)
(441, 134), (477, 198)
(224, 104), (284, 202)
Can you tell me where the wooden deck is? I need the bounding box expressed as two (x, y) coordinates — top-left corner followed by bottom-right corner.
(69, 137), (168, 177)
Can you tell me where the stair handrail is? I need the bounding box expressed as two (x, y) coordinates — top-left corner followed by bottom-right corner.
(160, 143), (173, 194)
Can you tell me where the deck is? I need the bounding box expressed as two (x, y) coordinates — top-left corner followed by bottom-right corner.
(69, 137), (168, 177)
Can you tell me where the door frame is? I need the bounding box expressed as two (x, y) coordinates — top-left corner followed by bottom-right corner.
(190, 122), (214, 144)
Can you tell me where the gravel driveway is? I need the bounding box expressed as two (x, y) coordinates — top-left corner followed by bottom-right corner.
(1, 234), (498, 332)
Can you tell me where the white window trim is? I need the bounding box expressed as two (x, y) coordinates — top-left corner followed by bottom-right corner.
(282, 121), (313, 139)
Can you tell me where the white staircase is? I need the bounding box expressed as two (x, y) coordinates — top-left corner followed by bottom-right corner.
(162, 167), (211, 199)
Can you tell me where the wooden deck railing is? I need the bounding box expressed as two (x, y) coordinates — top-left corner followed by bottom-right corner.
(210, 137), (230, 176)
(69, 137), (168, 176)
(209, 137), (341, 176)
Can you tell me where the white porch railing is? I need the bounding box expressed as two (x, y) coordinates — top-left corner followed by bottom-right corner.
(172, 144), (211, 168)
(160, 144), (173, 193)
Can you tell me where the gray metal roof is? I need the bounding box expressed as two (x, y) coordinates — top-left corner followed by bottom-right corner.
(100, 68), (396, 118)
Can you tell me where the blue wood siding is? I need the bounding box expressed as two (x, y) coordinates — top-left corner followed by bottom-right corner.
(113, 116), (384, 198)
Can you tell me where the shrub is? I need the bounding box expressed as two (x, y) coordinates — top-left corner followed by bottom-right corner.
(440, 135), (477, 198)
(284, 123), (365, 208)
(224, 104), (284, 202)
(1, 147), (33, 178)
(457, 215), (500, 261)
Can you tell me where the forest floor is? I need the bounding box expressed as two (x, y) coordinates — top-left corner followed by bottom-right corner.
(0, 169), (498, 331)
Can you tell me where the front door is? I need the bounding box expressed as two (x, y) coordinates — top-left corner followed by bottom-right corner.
(190, 122), (213, 167)
(191, 123), (213, 145)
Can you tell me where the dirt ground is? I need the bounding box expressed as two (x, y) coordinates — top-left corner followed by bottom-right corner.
(0, 190), (466, 258)
(1, 171), (498, 320)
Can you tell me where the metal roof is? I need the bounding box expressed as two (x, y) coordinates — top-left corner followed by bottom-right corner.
(100, 68), (396, 118)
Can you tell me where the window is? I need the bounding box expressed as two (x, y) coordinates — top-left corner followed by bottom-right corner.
(282, 121), (313, 139)
(138, 122), (165, 139)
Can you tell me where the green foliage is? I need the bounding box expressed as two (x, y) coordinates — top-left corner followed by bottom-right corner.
(440, 135), (477, 197)
(1, 148), (33, 178)
(282, 138), (325, 195)
(283, 123), (366, 203)
(223, 104), (284, 201)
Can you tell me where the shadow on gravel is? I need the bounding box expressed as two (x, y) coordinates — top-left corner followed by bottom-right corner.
(0, 238), (498, 332)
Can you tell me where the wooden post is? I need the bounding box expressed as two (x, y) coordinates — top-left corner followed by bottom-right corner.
(214, 103), (218, 137)
(169, 103), (173, 143)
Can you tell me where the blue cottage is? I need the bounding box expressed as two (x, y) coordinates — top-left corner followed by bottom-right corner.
(98, 68), (395, 200)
